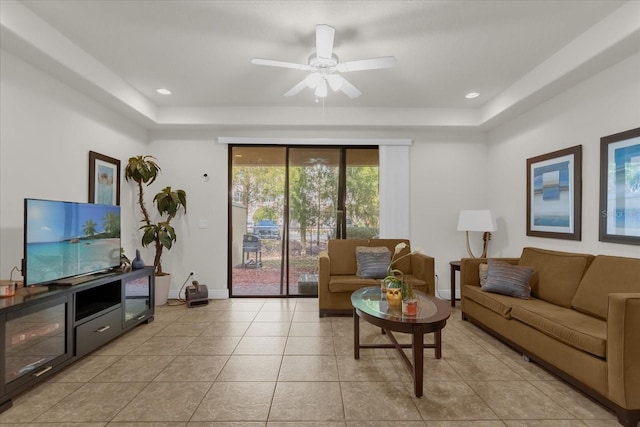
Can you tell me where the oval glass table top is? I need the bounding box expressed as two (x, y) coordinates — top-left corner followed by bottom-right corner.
(351, 286), (451, 324)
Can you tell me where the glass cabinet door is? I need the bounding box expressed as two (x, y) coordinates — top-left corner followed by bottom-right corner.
(123, 274), (151, 326)
(4, 298), (69, 386)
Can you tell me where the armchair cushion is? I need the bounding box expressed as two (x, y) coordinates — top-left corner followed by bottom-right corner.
(327, 239), (369, 275)
(329, 275), (379, 293)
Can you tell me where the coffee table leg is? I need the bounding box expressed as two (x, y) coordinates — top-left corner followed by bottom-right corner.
(353, 308), (360, 360)
(435, 330), (442, 359)
(413, 330), (424, 398)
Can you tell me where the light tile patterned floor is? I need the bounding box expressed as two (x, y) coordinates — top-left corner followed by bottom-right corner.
(0, 298), (621, 426)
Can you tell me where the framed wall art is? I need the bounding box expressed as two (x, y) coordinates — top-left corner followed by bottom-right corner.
(599, 127), (640, 245)
(526, 145), (582, 240)
(89, 151), (120, 205)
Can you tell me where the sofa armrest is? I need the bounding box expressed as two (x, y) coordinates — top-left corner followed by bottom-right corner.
(607, 293), (640, 409)
(319, 250), (330, 288)
(410, 253), (435, 295)
(460, 257), (519, 288)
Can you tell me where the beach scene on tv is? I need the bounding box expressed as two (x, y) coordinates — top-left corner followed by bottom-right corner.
(25, 200), (121, 286)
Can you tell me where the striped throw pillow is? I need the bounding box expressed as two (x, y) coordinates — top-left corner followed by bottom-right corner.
(482, 259), (534, 299)
(355, 246), (391, 279)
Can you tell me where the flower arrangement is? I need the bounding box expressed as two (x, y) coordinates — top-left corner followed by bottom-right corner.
(383, 242), (422, 303)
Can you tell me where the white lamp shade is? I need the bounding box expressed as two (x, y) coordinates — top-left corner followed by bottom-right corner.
(457, 210), (497, 232)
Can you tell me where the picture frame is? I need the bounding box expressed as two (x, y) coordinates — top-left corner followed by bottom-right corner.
(89, 151), (120, 205)
(599, 127), (640, 245)
(526, 145), (582, 240)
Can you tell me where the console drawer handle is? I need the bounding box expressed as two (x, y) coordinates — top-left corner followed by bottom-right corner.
(33, 366), (53, 377)
(96, 325), (111, 333)
(136, 314), (146, 320)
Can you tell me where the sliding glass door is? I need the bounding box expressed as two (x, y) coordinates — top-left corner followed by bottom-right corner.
(229, 146), (378, 297)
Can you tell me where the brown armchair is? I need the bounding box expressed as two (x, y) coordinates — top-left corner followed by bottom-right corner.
(318, 238), (435, 317)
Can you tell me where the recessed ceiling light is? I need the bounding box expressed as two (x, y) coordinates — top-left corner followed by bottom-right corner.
(156, 88), (172, 95)
(465, 92), (480, 99)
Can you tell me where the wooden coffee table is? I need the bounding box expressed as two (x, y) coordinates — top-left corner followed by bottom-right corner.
(351, 286), (451, 397)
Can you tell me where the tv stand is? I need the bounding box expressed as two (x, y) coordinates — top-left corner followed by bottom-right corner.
(52, 269), (119, 286)
(0, 267), (154, 412)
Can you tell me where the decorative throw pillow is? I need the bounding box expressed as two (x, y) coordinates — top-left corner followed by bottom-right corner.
(479, 263), (488, 286)
(355, 246), (391, 279)
(481, 259), (534, 299)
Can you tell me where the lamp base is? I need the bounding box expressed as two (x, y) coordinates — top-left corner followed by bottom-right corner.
(465, 231), (492, 258)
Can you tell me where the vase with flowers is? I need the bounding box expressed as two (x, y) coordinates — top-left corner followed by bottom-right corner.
(382, 242), (420, 314)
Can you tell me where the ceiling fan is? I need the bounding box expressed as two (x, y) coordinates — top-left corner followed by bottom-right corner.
(251, 24), (397, 99)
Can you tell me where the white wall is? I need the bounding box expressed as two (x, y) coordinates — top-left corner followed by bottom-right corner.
(488, 53), (640, 259)
(409, 131), (489, 298)
(143, 136), (229, 299)
(0, 49), (149, 279)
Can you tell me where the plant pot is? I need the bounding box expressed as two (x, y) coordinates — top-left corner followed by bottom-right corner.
(154, 273), (171, 306)
(402, 298), (418, 315)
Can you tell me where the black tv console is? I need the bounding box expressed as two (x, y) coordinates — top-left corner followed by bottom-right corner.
(0, 267), (155, 412)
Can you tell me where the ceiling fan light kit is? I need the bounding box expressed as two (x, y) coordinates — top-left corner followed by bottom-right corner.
(251, 24), (397, 100)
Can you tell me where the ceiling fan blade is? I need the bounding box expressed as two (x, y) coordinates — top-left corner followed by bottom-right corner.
(284, 78), (309, 97)
(326, 74), (343, 91)
(251, 58), (311, 71)
(316, 24), (335, 59)
(337, 76), (362, 98)
(336, 56), (397, 72)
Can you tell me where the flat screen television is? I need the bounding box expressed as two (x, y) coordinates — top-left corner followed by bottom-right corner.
(24, 198), (121, 286)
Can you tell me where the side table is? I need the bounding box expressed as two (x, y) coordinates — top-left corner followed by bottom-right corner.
(449, 261), (461, 307)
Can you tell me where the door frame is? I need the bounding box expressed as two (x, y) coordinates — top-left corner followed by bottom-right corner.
(227, 144), (379, 298)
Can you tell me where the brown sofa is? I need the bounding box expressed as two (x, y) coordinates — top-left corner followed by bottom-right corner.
(460, 247), (640, 426)
(318, 238), (435, 317)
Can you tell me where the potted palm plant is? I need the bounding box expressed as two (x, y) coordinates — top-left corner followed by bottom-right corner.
(125, 155), (187, 305)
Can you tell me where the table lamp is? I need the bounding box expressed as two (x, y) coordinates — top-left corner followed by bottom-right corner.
(457, 210), (497, 258)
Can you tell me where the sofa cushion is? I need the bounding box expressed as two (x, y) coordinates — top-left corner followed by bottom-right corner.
(518, 247), (594, 308)
(355, 246), (390, 279)
(328, 239), (369, 275)
(482, 260), (533, 299)
(571, 255), (640, 320)
(511, 303), (606, 358)
(328, 275), (379, 293)
(371, 239), (412, 274)
(462, 284), (516, 318)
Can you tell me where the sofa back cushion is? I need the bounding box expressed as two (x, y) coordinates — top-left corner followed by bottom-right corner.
(370, 239), (412, 274)
(328, 239), (369, 275)
(571, 255), (640, 320)
(518, 247), (594, 308)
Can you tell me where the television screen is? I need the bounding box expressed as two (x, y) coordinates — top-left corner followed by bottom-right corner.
(24, 199), (121, 286)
